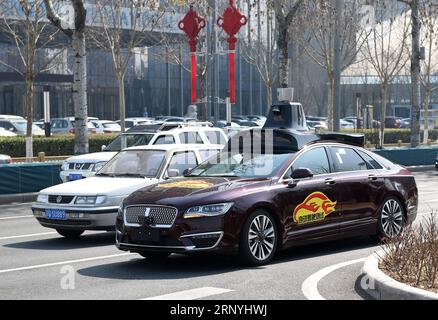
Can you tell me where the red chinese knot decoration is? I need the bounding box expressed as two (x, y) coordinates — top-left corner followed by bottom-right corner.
(178, 6), (206, 104)
(217, 0), (247, 104)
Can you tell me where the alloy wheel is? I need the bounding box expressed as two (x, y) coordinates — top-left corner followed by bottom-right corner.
(381, 199), (404, 238)
(248, 215), (276, 261)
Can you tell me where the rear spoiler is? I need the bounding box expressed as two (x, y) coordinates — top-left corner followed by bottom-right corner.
(316, 133), (365, 147)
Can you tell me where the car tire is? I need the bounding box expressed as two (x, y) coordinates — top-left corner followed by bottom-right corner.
(139, 252), (171, 261)
(377, 197), (405, 240)
(240, 210), (278, 266)
(56, 229), (84, 239)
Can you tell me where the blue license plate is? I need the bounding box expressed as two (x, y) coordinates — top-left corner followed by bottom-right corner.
(45, 209), (67, 220)
(69, 174), (83, 181)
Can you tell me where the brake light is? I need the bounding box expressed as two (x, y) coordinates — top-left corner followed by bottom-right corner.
(69, 128), (75, 134)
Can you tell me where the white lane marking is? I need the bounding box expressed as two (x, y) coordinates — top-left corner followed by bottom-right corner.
(0, 232), (57, 241)
(141, 287), (233, 300)
(0, 253), (135, 274)
(301, 258), (366, 300)
(0, 215), (33, 221)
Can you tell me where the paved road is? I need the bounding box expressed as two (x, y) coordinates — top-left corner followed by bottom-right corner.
(0, 171), (437, 300)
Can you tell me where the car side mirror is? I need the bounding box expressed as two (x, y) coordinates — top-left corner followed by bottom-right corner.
(167, 169), (180, 178)
(287, 168), (314, 188)
(291, 168), (314, 180)
(183, 168), (193, 177)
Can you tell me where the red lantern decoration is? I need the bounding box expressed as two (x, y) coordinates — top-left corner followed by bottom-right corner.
(178, 6), (206, 104)
(218, 0), (248, 104)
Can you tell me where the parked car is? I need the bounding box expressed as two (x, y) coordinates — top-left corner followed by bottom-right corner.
(385, 117), (403, 129)
(50, 117), (97, 135)
(400, 118), (411, 129)
(0, 154), (12, 164)
(0, 127), (17, 137)
(32, 144), (223, 238)
(340, 119), (355, 130)
(0, 119), (44, 136)
(246, 115), (267, 127)
(117, 118), (156, 129)
(59, 122), (228, 182)
(116, 129), (418, 265)
(90, 120), (121, 134)
(307, 120), (328, 131)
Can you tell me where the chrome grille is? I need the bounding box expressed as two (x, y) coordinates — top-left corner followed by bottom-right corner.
(48, 195), (75, 204)
(124, 206), (177, 228)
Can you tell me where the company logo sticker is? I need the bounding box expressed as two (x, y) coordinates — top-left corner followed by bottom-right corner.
(293, 192), (337, 225)
(157, 180), (214, 189)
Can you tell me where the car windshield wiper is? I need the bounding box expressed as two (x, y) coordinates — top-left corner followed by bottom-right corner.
(95, 173), (116, 177)
(113, 173), (148, 178)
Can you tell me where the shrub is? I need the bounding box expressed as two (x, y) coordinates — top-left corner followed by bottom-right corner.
(0, 135), (117, 158)
(380, 214), (438, 292)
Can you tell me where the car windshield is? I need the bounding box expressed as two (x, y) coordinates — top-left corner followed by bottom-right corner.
(11, 121), (41, 132)
(97, 150), (166, 178)
(11, 121), (27, 131)
(189, 152), (292, 178)
(104, 133), (154, 152)
(103, 122), (120, 129)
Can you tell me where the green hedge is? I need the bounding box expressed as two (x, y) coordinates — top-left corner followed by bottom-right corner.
(341, 129), (438, 144)
(0, 135), (117, 157)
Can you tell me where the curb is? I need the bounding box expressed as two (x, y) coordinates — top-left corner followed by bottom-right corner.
(361, 251), (438, 300)
(0, 193), (38, 205)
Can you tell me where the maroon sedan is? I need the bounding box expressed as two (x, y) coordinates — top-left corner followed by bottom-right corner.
(116, 130), (418, 266)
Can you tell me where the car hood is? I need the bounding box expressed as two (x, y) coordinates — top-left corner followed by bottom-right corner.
(40, 176), (160, 197)
(66, 152), (117, 163)
(124, 177), (272, 208)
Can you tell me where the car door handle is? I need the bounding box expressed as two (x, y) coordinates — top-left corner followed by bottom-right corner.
(325, 178), (336, 185)
(368, 174), (378, 181)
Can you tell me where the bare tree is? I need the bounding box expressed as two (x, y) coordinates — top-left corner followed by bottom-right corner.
(419, 0), (438, 143)
(44, 0), (89, 155)
(90, 0), (164, 132)
(398, 0), (421, 147)
(240, 0), (277, 108)
(0, 0), (63, 159)
(299, 0), (369, 130)
(360, 0), (410, 148)
(273, 0), (303, 88)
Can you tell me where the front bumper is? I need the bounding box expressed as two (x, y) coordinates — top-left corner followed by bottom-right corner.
(32, 204), (118, 231)
(115, 211), (240, 254)
(60, 170), (96, 183)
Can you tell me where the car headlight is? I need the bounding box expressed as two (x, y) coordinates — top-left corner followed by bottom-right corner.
(184, 203), (234, 219)
(37, 194), (48, 203)
(75, 196), (106, 205)
(92, 161), (107, 172)
(61, 161), (70, 171)
(75, 196), (97, 205)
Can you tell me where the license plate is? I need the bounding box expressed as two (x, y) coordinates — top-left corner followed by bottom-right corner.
(69, 174), (83, 181)
(133, 228), (160, 242)
(45, 209), (67, 220)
